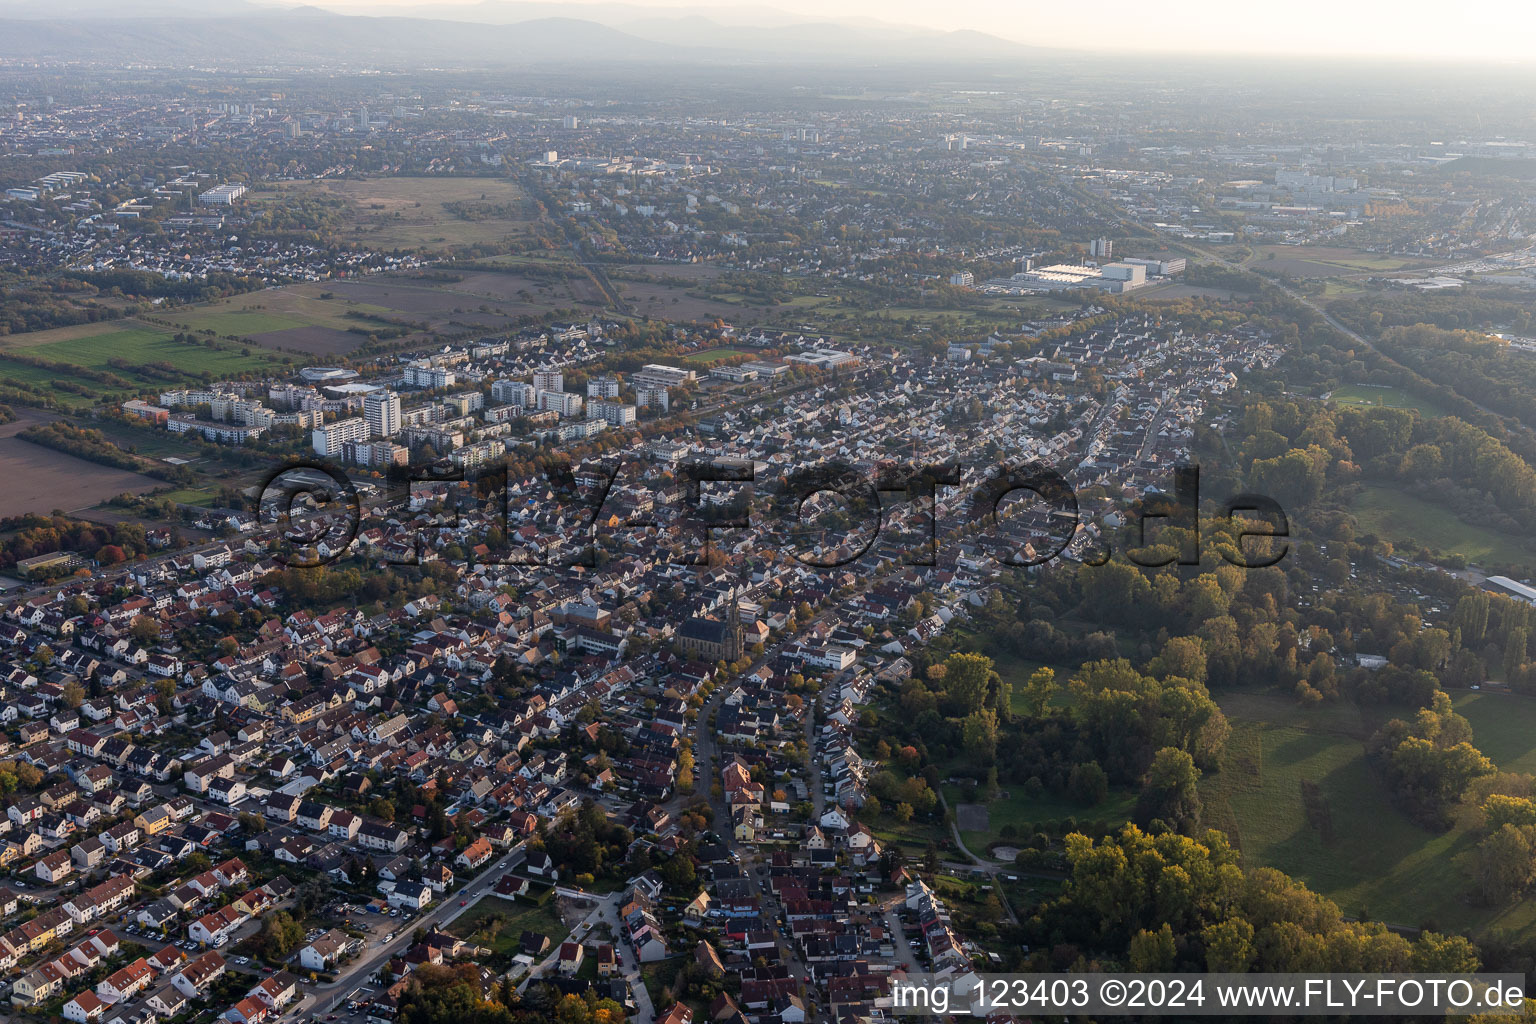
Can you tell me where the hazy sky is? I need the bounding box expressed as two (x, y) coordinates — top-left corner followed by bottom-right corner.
(329, 0), (1536, 60)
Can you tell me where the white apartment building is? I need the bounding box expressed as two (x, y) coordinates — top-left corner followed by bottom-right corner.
(532, 369), (563, 393)
(312, 417), (368, 457)
(631, 364), (695, 388)
(586, 375), (621, 399)
(492, 379), (535, 406)
(167, 417), (265, 445)
(537, 390), (582, 416)
(364, 390), (401, 438)
(402, 364), (455, 389)
(197, 183), (247, 205)
(587, 399), (636, 426)
(636, 386), (669, 411)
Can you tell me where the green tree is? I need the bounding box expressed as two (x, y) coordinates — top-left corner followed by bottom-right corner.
(943, 652), (993, 716)
(1134, 747), (1202, 834)
(1021, 666), (1057, 717)
(1067, 761), (1109, 806)
(1128, 923), (1177, 971)
(1202, 918), (1255, 971)
(961, 709), (999, 765)
(1474, 824), (1536, 903)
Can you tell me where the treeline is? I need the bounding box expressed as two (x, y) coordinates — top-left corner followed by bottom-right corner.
(60, 268), (263, 302)
(1238, 396), (1536, 537)
(1369, 691), (1494, 828)
(880, 633), (1229, 841)
(1374, 324), (1536, 427)
(0, 380), (69, 411)
(0, 349), (138, 390)
(442, 199), (525, 222)
(107, 357), (182, 382)
(897, 506), (1533, 838)
(1329, 290), (1535, 339)
(0, 275), (125, 336)
(0, 513), (151, 571)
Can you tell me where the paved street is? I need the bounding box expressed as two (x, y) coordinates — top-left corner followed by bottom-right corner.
(302, 843), (527, 1018)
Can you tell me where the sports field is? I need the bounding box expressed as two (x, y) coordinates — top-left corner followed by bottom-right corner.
(683, 347), (752, 364)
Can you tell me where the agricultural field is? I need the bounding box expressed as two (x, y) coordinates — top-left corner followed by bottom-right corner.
(1, 320), (281, 376)
(87, 419), (209, 461)
(152, 284), (427, 355)
(0, 412), (162, 517)
(604, 263), (767, 321)
(1144, 283), (1258, 302)
(265, 176), (539, 251)
(149, 267), (602, 355)
(0, 320), (287, 405)
(1351, 483), (1536, 571)
(1328, 383), (1446, 417)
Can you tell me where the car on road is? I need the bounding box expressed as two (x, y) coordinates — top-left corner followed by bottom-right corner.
(459, 900), (466, 906)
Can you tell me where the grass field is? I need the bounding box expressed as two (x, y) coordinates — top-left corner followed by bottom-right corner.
(945, 783), (1135, 852)
(1352, 483), (1536, 571)
(159, 311), (312, 336)
(760, 294), (1064, 342)
(2, 321), (280, 375)
(1453, 691), (1536, 773)
(1201, 687), (1536, 936)
(1201, 715), (1479, 929)
(1246, 245), (1439, 279)
(1328, 384), (1445, 417)
(868, 816), (950, 858)
(447, 895), (568, 958)
(147, 265), (613, 356)
(158, 487), (219, 505)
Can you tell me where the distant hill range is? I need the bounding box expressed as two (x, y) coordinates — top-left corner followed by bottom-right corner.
(0, 0), (1042, 65)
